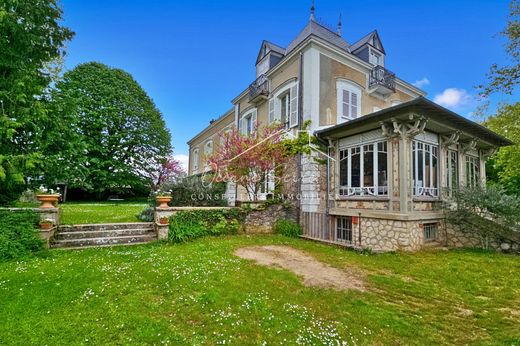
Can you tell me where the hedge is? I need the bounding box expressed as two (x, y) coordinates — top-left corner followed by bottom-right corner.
(0, 210), (44, 261)
(168, 209), (246, 243)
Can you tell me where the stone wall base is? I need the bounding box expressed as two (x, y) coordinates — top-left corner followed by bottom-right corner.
(244, 204), (296, 234)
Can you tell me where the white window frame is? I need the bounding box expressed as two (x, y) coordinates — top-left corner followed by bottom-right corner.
(446, 149), (458, 195)
(191, 148), (199, 173)
(338, 139), (388, 197)
(369, 47), (384, 67)
(203, 140), (213, 171)
(239, 108), (257, 136)
(336, 80), (362, 124)
(412, 140), (439, 198)
(269, 80), (298, 128)
(465, 155), (480, 187)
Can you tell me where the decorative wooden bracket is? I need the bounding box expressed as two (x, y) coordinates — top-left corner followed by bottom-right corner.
(384, 115), (427, 140)
(481, 147), (498, 159)
(441, 131), (461, 148)
(461, 138), (478, 153)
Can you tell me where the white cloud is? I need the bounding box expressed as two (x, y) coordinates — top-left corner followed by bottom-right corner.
(412, 77), (430, 88)
(174, 154), (189, 172)
(433, 88), (472, 109)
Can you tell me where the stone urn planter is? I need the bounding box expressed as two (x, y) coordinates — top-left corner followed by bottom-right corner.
(36, 194), (60, 209)
(156, 196), (172, 209)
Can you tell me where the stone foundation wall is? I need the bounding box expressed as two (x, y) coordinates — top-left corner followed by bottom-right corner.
(360, 217), (424, 251)
(244, 204), (296, 234)
(440, 222), (520, 253)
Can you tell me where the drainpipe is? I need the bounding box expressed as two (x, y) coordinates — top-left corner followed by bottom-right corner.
(296, 52), (304, 224)
(325, 139), (332, 240)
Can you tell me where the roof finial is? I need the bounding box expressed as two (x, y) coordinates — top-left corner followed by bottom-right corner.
(337, 13), (342, 36)
(310, 0), (315, 21)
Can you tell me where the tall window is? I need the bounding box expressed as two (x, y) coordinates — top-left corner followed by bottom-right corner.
(339, 141), (388, 197)
(240, 109), (256, 136)
(446, 150), (458, 195)
(412, 141), (438, 197)
(465, 155), (480, 187)
(192, 149), (199, 173)
(337, 80), (361, 123)
(280, 93), (290, 128)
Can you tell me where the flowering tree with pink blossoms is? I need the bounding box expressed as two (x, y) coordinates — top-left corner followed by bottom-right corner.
(207, 123), (288, 201)
(146, 156), (185, 191)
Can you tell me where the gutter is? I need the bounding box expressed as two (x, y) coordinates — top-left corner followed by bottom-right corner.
(296, 51), (304, 224)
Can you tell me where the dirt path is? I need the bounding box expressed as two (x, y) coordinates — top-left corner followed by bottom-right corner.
(234, 245), (365, 291)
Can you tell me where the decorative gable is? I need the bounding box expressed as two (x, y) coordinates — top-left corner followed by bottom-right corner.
(255, 40), (286, 77)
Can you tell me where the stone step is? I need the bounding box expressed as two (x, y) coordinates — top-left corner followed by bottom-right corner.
(55, 228), (154, 240)
(51, 234), (157, 249)
(58, 222), (153, 232)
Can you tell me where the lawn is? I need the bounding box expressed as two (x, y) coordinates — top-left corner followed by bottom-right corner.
(59, 202), (148, 224)
(0, 235), (519, 345)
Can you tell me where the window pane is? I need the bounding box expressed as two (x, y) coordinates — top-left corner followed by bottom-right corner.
(425, 145), (431, 187)
(339, 150), (348, 186)
(363, 144), (373, 187)
(378, 150), (387, 191)
(351, 147), (360, 187)
(417, 146), (424, 187)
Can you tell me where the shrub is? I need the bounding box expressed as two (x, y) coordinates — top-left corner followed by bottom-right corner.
(274, 219), (302, 238)
(169, 209), (245, 243)
(166, 175), (227, 207)
(445, 185), (520, 249)
(137, 206), (154, 222)
(0, 210), (44, 261)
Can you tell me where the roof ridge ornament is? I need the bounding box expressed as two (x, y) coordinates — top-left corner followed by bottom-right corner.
(337, 13), (342, 36)
(310, 0), (315, 21)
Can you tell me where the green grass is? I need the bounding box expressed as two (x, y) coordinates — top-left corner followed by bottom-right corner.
(59, 202), (147, 224)
(0, 235), (519, 345)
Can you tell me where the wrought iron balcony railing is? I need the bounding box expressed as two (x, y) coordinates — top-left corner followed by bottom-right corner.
(248, 74), (269, 102)
(369, 65), (396, 93)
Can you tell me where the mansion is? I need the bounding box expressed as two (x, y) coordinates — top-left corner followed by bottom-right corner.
(187, 9), (511, 251)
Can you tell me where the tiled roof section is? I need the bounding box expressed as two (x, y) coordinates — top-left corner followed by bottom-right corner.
(286, 19), (350, 54)
(265, 41), (286, 55)
(256, 40), (286, 64)
(350, 30), (385, 54)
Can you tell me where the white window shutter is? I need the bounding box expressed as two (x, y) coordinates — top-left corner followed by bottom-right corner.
(351, 92), (358, 118)
(342, 89), (350, 118)
(289, 84), (298, 128)
(251, 109), (257, 137)
(238, 117), (244, 135)
(268, 98), (275, 124)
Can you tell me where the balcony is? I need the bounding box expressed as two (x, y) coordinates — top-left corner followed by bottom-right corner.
(248, 74), (269, 103)
(369, 65), (396, 96)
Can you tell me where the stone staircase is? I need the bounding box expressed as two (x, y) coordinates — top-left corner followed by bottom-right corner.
(51, 222), (157, 249)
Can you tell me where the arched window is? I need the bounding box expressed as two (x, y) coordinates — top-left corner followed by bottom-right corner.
(336, 80), (362, 123)
(191, 149), (199, 173)
(268, 80), (298, 128)
(204, 140), (213, 156)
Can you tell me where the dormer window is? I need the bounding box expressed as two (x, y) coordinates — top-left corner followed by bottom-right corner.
(369, 49), (382, 66)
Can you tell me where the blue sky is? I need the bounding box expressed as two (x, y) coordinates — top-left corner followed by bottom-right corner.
(61, 0), (515, 168)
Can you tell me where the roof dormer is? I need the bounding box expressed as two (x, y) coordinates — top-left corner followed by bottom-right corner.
(255, 40), (285, 77)
(350, 30), (386, 67)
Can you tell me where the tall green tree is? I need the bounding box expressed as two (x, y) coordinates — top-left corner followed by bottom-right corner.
(48, 62), (172, 197)
(480, 1), (520, 194)
(480, 0), (519, 97)
(0, 0), (74, 204)
(485, 103), (520, 194)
